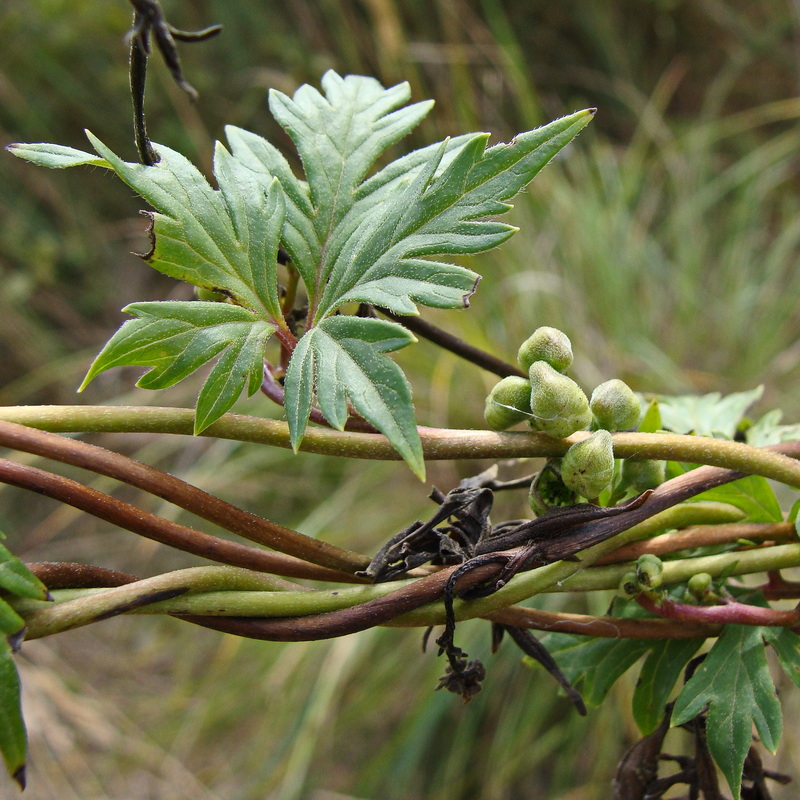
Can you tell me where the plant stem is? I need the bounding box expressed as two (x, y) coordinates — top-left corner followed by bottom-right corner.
(2, 406), (799, 485)
(0, 419), (369, 573)
(377, 308), (525, 378)
(0, 458), (358, 582)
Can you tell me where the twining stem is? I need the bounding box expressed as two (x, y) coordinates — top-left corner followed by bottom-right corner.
(21, 542), (800, 640)
(2, 406), (800, 485)
(0, 419), (368, 573)
(16, 503), (770, 640)
(595, 521), (795, 565)
(18, 566), (296, 639)
(0, 458), (357, 582)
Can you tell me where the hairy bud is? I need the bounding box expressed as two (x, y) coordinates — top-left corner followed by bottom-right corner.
(560, 429), (614, 498)
(590, 379), (641, 431)
(484, 376), (532, 430)
(517, 326), (573, 373)
(528, 361), (591, 438)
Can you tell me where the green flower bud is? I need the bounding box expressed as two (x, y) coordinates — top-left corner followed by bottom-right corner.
(517, 327), (573, 373)
(528, 361), (592, 438)
(687, 572), (713, 601)
(590, 379), (641, 431)
(618, 571), (640, 598)
(635, 554), (663, 589)
(621, 459), (666, 491)
(484, 376), (532, 431)
(560, 430), (614, 498)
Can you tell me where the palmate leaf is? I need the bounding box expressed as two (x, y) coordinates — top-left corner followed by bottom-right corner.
(672, 625), (783, 799)
(80, 302), (276, 433)
(9, 72), (594, 472)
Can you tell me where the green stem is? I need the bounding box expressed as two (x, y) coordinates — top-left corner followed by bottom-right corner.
(2, 406), (800, 485)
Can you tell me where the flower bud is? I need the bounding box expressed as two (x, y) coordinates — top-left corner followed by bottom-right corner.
(590, 379), (641, 431)
(528, 361), (591, 438)
(635, 554), (663, 589)
(687, 572), (713, 601)
(560, 429), (614, 498)
(484, 376), (532, 431)
(618, 571), (640, 598)
(621, 459), (666, 491)
(517, 327), (573, 373)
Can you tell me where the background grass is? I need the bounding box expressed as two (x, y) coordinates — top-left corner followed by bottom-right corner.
(2, 1), (800, 797)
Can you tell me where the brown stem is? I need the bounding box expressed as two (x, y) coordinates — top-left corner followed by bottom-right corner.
(0, 419), (368, 573)
(595, 522), (796, 565)
(487, 605), (718, 639)
(637, 594), (800, 627)
(0, 458), (358, 583)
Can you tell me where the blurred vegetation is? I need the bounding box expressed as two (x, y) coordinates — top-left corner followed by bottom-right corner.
(1, 1), (800, 798)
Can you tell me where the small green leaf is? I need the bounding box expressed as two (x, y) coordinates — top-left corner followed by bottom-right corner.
(0, 602), (25, 641)
(632, 638), (704, 735)
(6, 141), (109, 169)
(637, 398), (662, 433)
(672, 625), (782, 799)
(80, 302), (276, 433)
(283, 316), (423, 478)
(656, 386), (764, 438)
(0, 540), (48, 602)
(0, 642), (26, 789)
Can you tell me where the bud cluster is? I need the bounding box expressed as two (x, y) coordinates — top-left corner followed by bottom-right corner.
(483, 326), (667, 504)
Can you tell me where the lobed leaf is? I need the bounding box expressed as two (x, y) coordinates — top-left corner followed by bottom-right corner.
(80, 302), (276, 433)
(672, 625), (782, 799)
(656, 386), (764, 438)
(538, 632), (651, 707)
(283, 316), (424, 478)
(84, 133), (287, 321)
(632, 638), (704, 735)
(315, 108), (596, 320)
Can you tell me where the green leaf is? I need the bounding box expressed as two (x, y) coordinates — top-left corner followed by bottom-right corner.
(746, 409), (800, 446)
(316, 108), (596, 319)
(656, 386), (764, 438)
(668, 464), (782, 523)
(632, 638), (704, 735)
(0, 641), (26, 789)
(765, 627), (800, 688)
(672, 625), (782, 799)
(283, 316), (424, 478)
(80, 302), (276, 433)
(84, 133), (286, 320)
(269, 72), (434, 241)
(539, 632), (652, 707)
(6, 141), (109, 169)
(0, 602), (24, 641)
(0, 540), (48, 602)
